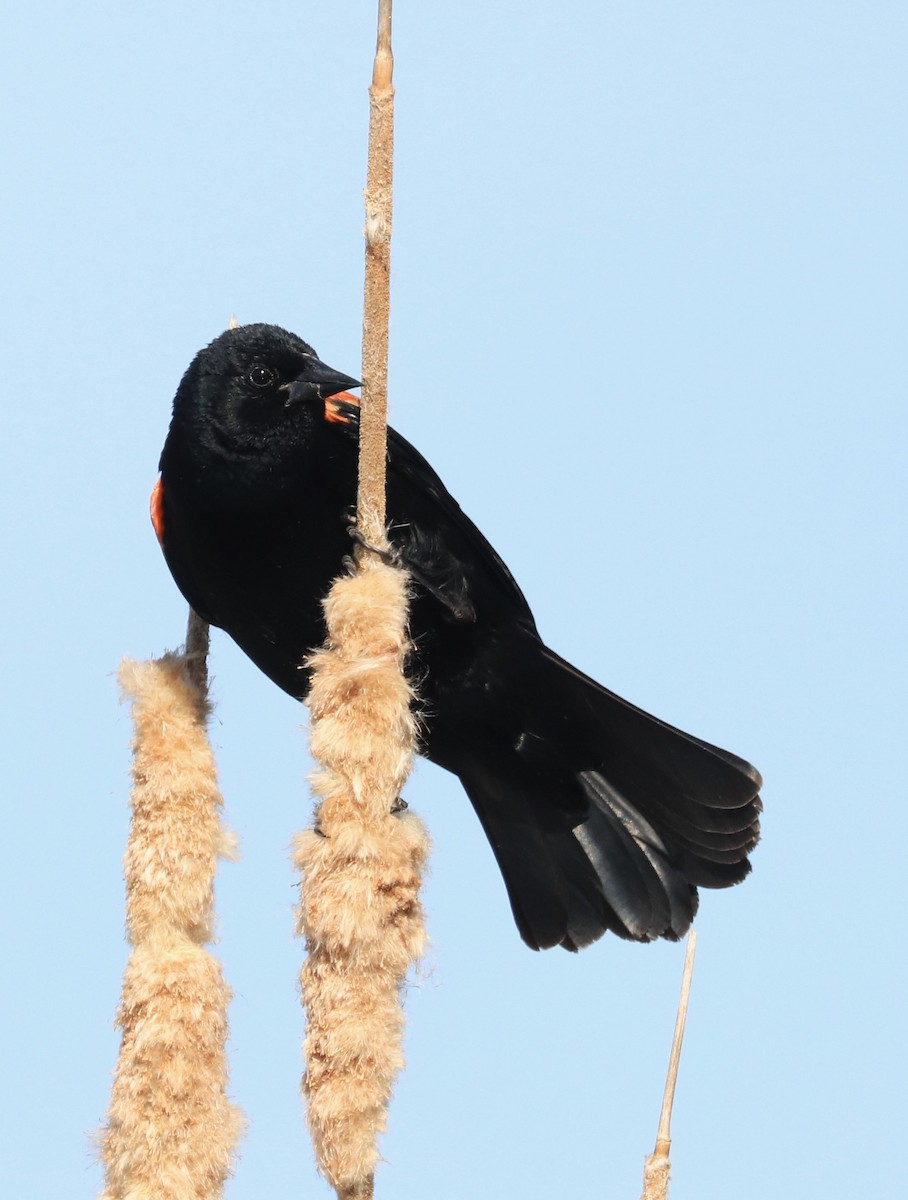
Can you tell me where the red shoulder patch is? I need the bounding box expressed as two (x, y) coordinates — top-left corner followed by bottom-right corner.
(150, 477), (165, 546)
(324, 391), (360, 424)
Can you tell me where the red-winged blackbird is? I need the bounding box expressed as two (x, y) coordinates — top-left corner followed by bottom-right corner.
(156, 323), (761, 952)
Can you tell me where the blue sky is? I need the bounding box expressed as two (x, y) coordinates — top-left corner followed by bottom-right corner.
(2, 3), (905, 1197)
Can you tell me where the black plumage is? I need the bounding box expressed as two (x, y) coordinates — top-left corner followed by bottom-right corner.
(156, 323), (761, 951)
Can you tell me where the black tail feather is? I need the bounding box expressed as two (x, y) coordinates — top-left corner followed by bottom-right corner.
(576, 771), (696, 940)
(449, 637), (761, 952)
(458, 764), (623, 950)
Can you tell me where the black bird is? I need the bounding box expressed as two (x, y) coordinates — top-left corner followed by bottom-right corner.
(155, 323), (761, 951)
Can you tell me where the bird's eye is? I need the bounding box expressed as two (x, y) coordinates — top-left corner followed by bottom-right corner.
(248, 364), (276, 389)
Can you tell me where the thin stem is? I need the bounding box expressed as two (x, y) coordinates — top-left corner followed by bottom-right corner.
(656, 928), (698, 1153)
(357, 0), (395, 546)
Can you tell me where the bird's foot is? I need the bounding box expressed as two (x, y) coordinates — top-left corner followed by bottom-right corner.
(313, 796), (407, 838)
(347, 522), (400, 568)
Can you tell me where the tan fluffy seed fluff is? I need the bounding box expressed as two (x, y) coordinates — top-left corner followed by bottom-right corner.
(296, 557), (429, 1195)
(100, 654), (243, 1200)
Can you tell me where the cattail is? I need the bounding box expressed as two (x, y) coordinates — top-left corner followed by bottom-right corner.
(295, 560), (429, 1195)
(101, 641), (243, 1200)
(295, 4), (427, 1195)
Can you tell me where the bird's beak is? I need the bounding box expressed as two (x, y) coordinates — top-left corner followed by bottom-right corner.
(282, 358), (361, 406)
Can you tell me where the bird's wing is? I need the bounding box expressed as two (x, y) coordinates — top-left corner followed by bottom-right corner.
(327, 395), (537, 628)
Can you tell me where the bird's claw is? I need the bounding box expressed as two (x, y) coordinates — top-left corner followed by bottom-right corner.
(312, 797), (406, 838)
(347, 522), (400, 568)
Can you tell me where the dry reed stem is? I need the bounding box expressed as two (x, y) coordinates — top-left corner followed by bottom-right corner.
(296, 560), (428, 1194)
(101, 651), (242, 1199)
(357, 0), (394, 546)
(640, 929), (699, 1200)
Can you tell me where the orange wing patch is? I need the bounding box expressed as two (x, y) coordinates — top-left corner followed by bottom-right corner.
(150, 476), (165, 546)
(324, 391), (360, 424)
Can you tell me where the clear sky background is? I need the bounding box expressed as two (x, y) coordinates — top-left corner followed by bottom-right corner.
(2, 3), (905, 1197)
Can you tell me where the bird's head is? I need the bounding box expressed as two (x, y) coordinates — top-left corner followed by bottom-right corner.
(171, 323), (360, 453)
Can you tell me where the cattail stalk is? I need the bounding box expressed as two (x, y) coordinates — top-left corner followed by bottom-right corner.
(296, 3), (428, 1198)
(640, 929), (699, 1200)
(357, 0), (394, 548)
(101, 623), (243, 1199)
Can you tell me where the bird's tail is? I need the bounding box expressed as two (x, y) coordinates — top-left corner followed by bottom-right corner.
(454, 644), (762, 952)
